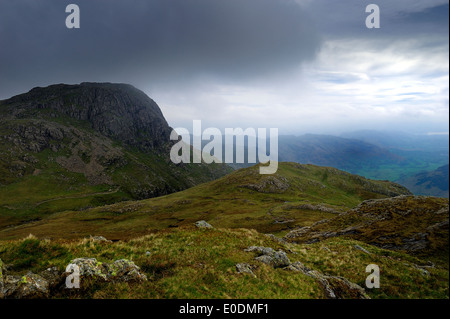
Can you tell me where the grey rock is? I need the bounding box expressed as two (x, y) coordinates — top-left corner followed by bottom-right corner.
(39, 267), (64, 290)
(235, 263), (255, 277)
(244, 246), (275, 256)
(109, 259), (147, 282)
(284, 261), (311, 273)
(284, 261), (369, 299)
(2, 272), (49, 299)
(255, 255), (276, 267)
(67, 258), (147, 283)
(245, 246), (290, 268)
(272, 251), (291, 268)
(195, 220), (213, 229)
(90, 235), (112, 243)
(239, 175), (290, 193)
(68, 258), (109, 281)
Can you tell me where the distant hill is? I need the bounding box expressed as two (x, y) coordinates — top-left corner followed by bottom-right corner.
(341, 130), (449, 152)
(0, 83), (231, 229)
(278, 134), (403, 171)
(397, 164), (449, 198)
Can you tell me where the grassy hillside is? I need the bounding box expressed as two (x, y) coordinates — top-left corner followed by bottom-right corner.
(0, 226), (447, 299)
(0, 162), (411, 241)
(0, 163), (447, 299)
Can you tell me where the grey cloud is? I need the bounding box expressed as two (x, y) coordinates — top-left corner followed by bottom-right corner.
(0, 0), (321, 99)
(301, 0), (449, 39)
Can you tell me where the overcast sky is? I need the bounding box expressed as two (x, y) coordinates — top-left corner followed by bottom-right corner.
(0, 0), (448, 135)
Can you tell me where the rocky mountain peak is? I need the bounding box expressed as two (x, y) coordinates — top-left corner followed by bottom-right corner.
(2, 82), (172, 150)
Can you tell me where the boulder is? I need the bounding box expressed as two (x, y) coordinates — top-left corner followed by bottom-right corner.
(235, 263), (255, 277)
(195, 220), (213, 229)
(245, 246), (290, 268)
(89, 235), (112, 243)
(108, 259), (147, 282)
(2, 272), (49, 299)
(68, 258), (109, 281)
(39, 267), (64, 290)
(244, 246), (275, 256)
(66, 257), (147, 283)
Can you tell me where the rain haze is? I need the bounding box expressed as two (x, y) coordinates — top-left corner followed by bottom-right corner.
(0, 0), (448, 135)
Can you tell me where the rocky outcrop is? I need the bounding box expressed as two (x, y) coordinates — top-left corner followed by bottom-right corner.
(67, 257), (147, 283)
(287, 261), (369, 299)
(240, 175), (290, 193)
(239, 247), (369, 299)
(0, 257), (146, 299)
(283, 196), (449, 256)
(1, 272), (50, 299)
(4, 83), (172, 151)
(245, 246), (291, 268)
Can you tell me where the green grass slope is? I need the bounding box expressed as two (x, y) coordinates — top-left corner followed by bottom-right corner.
(0, 162), (411, 241)
(0, 226), (447, 299)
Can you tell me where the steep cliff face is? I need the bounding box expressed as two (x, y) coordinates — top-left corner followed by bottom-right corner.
(0, 83), (232, 224)
(2, 83), (172, 151)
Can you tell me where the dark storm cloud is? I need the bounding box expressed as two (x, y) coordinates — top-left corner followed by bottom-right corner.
(0, 0), (320, 99)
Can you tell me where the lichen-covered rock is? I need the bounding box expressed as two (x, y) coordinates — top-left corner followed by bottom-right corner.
(66, 258), (147, 284)
(2, 272), (49, 299)
(254, 255), (276, 267)
(235, 263), (255, 277)
(68, 258), (109, 281)
(285, 261), (311, 273)
(108, 259), (147, 282)
(245, 246), (290, 268)
(244, 246), (275, 256)
(195, 220), (213, 229)
(39, 267), (64, 290)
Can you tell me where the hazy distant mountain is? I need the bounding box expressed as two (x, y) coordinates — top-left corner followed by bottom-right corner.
(397, 164), (449, 198)
(219, 132), (448, 195)
(278, 134), (403, 170)
(341, 130), (449, 152)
